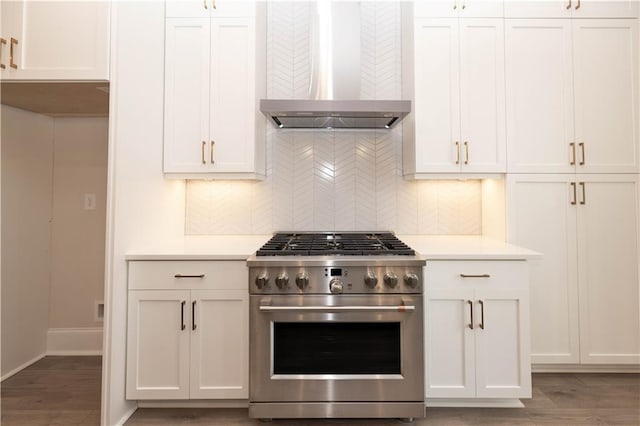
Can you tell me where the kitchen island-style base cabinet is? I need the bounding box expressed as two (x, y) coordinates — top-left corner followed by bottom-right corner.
(425, 260), (531, 405)
(126, 260), (248, 400)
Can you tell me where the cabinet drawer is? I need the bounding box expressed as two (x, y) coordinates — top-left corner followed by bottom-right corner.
(129, 261), (248, 290)
(425, 260), (527, 289)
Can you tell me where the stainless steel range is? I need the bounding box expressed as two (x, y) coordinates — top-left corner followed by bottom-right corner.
(247, 232), (426, 420)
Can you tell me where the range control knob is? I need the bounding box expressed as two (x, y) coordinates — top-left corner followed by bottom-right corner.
(384, 272), (398, 288)
(275, 272), (289, 289)
(329, 278), (344, 294)
(255, 272), (269, 289)
(295, 273), (310, 290)
(404, 273), (420, 288)
(364, 272), (378, 288)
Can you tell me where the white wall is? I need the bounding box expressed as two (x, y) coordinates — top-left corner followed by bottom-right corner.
(49, 118), (108, 329)
(1, 106), (53, 379)
(102, 2), (186, 425)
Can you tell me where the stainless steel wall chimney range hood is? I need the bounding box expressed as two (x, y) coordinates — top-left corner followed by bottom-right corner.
(260, 2), (410, 130)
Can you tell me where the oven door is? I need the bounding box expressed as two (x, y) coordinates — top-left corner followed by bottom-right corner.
(249, 294), (424, 403)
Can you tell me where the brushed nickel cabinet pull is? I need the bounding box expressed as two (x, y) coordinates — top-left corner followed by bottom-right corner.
(203, 0), (208, 9)
(0, 38), (6, 69)
(453, 0), (457, 10)
(464, 141), (469, 165)
(575, 0), (581, 9)
(570, 182), (577, 205)
(467, 300), (474, 330)
(566, 0), (572, 10)
(9, 37), (17, 69)
(455, 141), (460, 165)
(569, 142), (576, 165)
(181, 301), (186, 330)
(201, 141), (206, 164)
(192, 301), (197, 330)
(213, 0), (217, 9)
(578, 142), (585, 166)
(479, 300), (485, 329)
(174, 274), (205, 278)
(461, 2), (466, 9)
(460, 274), (491, 278)
(579, 182), (586, 205)
(210, 140), (215, 164)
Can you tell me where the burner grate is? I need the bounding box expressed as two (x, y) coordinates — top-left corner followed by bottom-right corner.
(256, 233), (415, 256)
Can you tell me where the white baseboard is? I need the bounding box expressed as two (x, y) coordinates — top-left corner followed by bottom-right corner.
(115, 405), (139, 426)
(426, 398), (525, 408)
(1, 353), (47, 382)
(532, 364), (640, 373)
(46, 327), (103, 355)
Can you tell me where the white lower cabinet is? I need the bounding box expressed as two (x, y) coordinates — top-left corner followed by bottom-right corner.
(425, 260), (531, 400)
(507, 174), (640, 364)
(126, 261), (248, 400)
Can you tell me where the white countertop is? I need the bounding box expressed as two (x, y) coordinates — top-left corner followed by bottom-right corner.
(126, 235), (540, 261)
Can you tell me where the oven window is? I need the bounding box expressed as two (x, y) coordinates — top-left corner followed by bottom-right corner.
(273, 322), (401, 374)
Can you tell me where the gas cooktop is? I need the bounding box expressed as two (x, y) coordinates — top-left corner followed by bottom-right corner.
(255, 232), (415, 256)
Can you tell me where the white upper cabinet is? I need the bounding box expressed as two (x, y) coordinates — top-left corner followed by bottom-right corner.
(505, 18), (638, 173)
(163, 2), (266, 179)
(505, 19), (575, 173)
(405, 16), (506, 176)
(572, 19), (638, 173)
(0, 1), (110, 80)
(415, 0), (504, 18)
(504, 0), (639, 18)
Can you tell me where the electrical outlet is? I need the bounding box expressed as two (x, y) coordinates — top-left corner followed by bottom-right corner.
(84, 193), (96, 210)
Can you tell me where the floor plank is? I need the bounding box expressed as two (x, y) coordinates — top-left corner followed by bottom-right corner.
(1, 357), (639, 425)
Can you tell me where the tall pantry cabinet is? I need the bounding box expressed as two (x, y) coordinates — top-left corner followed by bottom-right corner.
(504, 6), (640, 366)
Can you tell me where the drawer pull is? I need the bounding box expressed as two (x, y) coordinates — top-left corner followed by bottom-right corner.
(467, 300), (473, 330)
(460, 274), (491, 278)
(174, 274), (205, 278)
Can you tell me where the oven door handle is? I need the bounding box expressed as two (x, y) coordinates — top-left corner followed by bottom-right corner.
(259, 305), (416, 313)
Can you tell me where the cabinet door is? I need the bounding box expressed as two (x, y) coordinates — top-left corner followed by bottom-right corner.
(209, 17), (256, 173)
(2, 1), (109, 80)
(573, 0), (640, 18)
(459, 19), (505, 173)
(166, 0), (211, 18)
(190, 290), (249, 399)
(505, 19), (575, 173)
(576, 175), (640, 364)
(164, 18), (213, 174)
(414, 18), (461, 173)
(506, 175), (580, 364)
(504, 0), (574, 18)
(126, 290), (190, 400)
(425, 287), (476, 398)
(475, 287), (531, 398)
(573, 19), (638, 173)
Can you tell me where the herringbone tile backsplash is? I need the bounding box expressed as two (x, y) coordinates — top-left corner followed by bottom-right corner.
(186, 2), (482, 235)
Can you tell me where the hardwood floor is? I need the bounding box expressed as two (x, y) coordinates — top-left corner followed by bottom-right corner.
(1, 356), (101, 426)
(1, 357), (638, 425)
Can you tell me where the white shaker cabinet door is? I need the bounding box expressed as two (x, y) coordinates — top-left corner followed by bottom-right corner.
(572, 19), (638, 174)
(2, 1), (109, 80)
(474, 287), (531, 398)
(572, 0), (640, 18)
(209, 17), (257, 173)
(126, 290), (191, 400)
(164, 18), (213, 174)
(506, 175), (580, 364)
(413, 18), (461, 173)
(505, 19), (575, 173)
(190, 290), (249, 399)
(459, 19), (506, 173)
(576, 175), (640, 364)
(425, 287), (476, 398)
